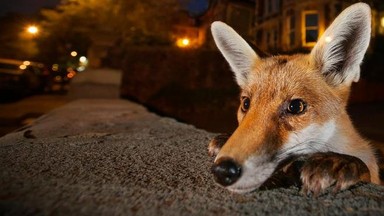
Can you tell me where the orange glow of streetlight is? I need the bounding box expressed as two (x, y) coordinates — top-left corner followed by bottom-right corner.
(27, 25), (39, 35)
(181, 38), (190, 46)
(176, 37), (191, 48)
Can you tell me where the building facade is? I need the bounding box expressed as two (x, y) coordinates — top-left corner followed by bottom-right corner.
(172, 0), (384, 52)
(255, 0), (356, 53)
(254, 0), (382, 53)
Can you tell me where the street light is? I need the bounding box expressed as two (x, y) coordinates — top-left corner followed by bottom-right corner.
(26, 25), (39, 35)
(176, 37), (191, 48)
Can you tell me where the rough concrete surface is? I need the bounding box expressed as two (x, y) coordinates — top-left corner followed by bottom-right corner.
(1, 99), (384, 215)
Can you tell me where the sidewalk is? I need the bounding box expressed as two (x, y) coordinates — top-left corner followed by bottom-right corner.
(0, 68), (121, 137)
(68, 68), (122, 99)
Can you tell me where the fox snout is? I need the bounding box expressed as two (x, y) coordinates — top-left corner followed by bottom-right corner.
(209, 134), (243, 186)
(208, 132), (278, 193)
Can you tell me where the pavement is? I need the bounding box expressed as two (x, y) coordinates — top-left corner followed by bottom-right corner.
(1, 68), (384, 215)
(67, 68), (122, 99)
(0, 68), (121, 137)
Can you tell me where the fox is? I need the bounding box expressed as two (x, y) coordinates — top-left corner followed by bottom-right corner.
(208, 3), (382, 196)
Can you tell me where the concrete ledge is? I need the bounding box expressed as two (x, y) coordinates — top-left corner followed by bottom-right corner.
(1, 99), (384, 215)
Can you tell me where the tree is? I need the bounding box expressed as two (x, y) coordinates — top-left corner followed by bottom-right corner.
(37, 0), (183, 65)
(38, 0), (100, 64)
(114, 0), (181, 44)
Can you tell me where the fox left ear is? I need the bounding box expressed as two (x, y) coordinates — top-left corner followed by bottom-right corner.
(310, 3), (371, 86)
(211, 21), (258, 88)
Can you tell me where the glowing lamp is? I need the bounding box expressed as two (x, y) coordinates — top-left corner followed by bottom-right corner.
(182, 38), (190, 46)
(27, 26), (38, 35)
(176, 38), (191, 48)
(79, 56), (87, 63)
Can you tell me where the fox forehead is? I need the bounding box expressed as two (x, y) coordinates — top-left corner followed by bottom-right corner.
(247, 54), (317, 91)
(244, 54), (336, 104)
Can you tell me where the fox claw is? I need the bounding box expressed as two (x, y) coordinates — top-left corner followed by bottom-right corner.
(300, 152), (371, 196)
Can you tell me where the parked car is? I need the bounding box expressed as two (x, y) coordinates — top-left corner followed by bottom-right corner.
(45, 64), (77, 92)
(0, 58), (50, 101)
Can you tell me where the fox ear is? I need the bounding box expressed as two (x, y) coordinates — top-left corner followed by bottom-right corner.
(310, 3), (371, 86)
(211, 21), (258, 88)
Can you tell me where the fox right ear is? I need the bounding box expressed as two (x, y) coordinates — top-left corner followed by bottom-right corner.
(211, 21), (258, 88)
(310, 3), (371, 86)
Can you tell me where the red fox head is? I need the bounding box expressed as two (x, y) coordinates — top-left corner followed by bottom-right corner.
(210, 3), (373, 193)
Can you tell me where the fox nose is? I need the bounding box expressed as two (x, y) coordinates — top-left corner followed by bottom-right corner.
(211, 159), (242, 186)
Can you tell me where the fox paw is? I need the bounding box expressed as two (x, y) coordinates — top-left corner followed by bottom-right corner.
(300, 152), (371, 196)
(208, 134), (230, 157)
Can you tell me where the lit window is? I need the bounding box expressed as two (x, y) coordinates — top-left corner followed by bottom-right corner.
(302, 11), (319, 47)
(381, 16), (384, 28)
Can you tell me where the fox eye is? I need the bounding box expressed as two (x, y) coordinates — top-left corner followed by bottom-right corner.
(287, 99), (307, 114)
(241, 97), (251, 112)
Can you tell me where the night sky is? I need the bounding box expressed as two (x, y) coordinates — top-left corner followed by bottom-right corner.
(0, 0), (61, 16)
(0, 0), (209, 17)
(181, 0), (210, 17)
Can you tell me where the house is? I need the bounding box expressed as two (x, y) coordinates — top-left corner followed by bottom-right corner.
(254, 0), (384, 53)
(172, 0), (384, 52)
(172, 0), (255, 49)
(220, 0), (256, 41)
